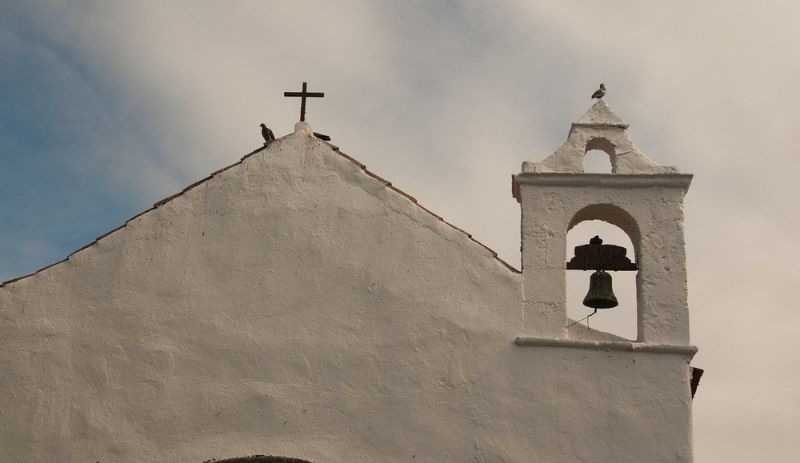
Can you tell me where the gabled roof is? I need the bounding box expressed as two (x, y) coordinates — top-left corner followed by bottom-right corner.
(1, 125), (518, 288)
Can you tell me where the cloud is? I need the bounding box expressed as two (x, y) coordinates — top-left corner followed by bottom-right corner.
(0, 10), (184, 280)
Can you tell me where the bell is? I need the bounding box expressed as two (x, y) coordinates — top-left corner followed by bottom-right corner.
(582, 270), (618, 309)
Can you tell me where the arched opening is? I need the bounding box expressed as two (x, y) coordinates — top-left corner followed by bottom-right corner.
(566, 205), (640, 340)
(584, 150), (613, 173)
(584, 137), (615, 173)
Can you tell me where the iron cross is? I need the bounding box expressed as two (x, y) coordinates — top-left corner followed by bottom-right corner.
(284, 81), (324, 122)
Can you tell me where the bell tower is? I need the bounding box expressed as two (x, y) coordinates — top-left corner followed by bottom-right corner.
(512, 100), (693, 344)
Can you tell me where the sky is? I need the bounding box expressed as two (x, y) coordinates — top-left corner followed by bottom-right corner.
(1, 1), (799, 460)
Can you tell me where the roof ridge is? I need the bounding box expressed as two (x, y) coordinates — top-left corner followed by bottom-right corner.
(1, 137), (518, 288)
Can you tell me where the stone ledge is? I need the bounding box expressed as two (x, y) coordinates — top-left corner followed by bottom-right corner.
(512, 173), (692, 200)
(572, 122), (629, 129)
(514, 337), (698, 358)
(514, 172), (693, 188)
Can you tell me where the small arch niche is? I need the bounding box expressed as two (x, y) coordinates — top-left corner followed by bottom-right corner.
(583, 137), (615, 173)
(584, 150), (613, 173)
(566, 213), (639, 340)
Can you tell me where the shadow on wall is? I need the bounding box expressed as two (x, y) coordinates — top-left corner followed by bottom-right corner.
(204, 456), (312, 463)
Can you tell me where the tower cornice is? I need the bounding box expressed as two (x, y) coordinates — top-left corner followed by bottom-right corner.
(512, 172), (692, 201)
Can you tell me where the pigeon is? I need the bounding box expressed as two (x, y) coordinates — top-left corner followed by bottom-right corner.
(260, 123), (275, 144)
(591, 83), (606, 100)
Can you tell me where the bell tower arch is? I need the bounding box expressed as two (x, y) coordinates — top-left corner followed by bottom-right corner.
(512, 100), (692, 344)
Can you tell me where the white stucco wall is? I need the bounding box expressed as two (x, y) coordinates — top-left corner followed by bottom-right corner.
(0, 122), (694, 462)
(515, 175), (692, 343)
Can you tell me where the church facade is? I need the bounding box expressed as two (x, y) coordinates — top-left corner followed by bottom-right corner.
(0, 101), (697, 462)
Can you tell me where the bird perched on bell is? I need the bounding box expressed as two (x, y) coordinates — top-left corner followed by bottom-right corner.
(591, 83), (606, 100)
(260, 123), (275, 144)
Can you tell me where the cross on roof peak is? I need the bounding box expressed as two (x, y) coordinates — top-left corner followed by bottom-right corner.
(284, 81), (325, 122)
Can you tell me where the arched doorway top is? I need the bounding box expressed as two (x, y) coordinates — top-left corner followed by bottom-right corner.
(205, 456), (312, 463)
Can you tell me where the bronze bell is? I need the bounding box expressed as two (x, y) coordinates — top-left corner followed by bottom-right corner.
(582, 270), (618, 309)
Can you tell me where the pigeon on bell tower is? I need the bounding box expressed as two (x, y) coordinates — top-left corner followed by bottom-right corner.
(591, 83), (606, 100)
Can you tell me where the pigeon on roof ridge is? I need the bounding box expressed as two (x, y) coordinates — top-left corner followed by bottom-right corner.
(260, 123), (275, 144)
